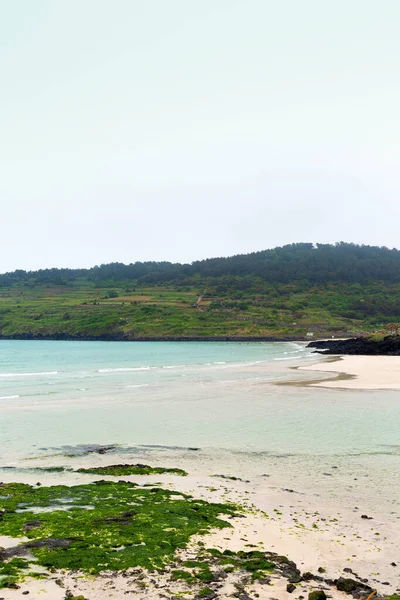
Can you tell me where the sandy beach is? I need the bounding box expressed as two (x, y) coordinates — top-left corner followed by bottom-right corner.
(301, 355), (400, 389)
(0, 444), (399, 599)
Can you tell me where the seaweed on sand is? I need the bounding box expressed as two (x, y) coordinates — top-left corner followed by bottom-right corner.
(76, 464), (187, 476)
(0, 480), (235, 582)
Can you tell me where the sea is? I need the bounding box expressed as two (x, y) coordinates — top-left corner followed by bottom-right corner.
(0, 340), (399, 464)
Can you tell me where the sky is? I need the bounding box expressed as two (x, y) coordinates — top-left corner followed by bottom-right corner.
(1, 0), (400, 272)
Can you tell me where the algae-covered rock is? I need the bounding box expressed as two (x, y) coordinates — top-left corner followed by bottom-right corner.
(308, 592), (326, 600)
(76, 463), (187, 476)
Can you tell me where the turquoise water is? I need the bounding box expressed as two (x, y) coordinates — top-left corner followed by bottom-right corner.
(0, 341), (399, 461)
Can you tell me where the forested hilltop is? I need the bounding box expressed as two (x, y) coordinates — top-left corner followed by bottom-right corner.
(1, 243), (399, 340)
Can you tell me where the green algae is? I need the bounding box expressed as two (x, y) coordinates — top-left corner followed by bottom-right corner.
(35, 466), (69, 473)
(0, 466), (68, 475)
(0, 558), (30, 588)
(168, 548), (276, 587)
(198, 587), (213, 597)
(203, 548), (274, 581)
(76, 464), (188, 476)
(308, 592), (327, 600)
(0, 480), (235, 582)
(1, 463), (187, 477)
(0, 577), (18, 589)
(171, 569), (197, 583)
(0, 480), (296, 591)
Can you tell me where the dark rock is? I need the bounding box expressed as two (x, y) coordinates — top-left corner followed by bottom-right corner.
(302, 572), (324, 582)
(232, 585), (252, 600)
(286, 583), (296, 593)
(25, 538), (73, 550)
(361, 515), (373, 520)
(308, 335), (400, 356)
(194, 592), (217, 600)
(212, 474), (249, 482)
(23, 520), (42, 531)
(264, 552), (301, 583)
(256, 576), (271, 585)
(0, 582), (19, 589)
(335, 577), (373, 597)
(95, 446), (116, 454)
(308, 592), (326, 600)
(103, 510), (137, 525)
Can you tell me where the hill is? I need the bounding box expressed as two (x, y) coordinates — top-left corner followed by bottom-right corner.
(1, 242), (399, 340)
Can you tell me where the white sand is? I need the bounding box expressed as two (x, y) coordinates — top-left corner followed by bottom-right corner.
(0, 466), (399, 598)
(301, 355), (400, 389)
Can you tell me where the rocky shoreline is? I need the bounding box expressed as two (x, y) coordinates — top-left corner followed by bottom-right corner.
(0, 333), (306, 342)
(308, 335), (400, 355)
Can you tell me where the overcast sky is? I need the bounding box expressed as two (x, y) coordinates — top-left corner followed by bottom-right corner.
(1, 1), (399, 272)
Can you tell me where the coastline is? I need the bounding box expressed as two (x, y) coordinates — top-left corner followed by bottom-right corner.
(300, 355), (400, 389)
(0, 333), (308, 342)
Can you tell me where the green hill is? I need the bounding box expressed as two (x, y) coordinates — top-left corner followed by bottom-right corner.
(1, 242), (399, 340)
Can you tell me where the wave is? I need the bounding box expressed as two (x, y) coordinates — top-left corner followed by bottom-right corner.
(97, 367), (153, 373)
(0, 371), (58, 378)
(272, 356), (302, 361)
(162, 365), (186, 369)
(288, 343), (307, 351)
(0, 395), (20, 400)
(125, 384), (149, 389)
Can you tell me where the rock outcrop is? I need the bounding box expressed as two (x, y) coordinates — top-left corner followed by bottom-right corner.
(308, 335), (400, 355)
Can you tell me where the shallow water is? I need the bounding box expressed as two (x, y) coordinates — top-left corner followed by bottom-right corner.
(0, 340), (399, 462)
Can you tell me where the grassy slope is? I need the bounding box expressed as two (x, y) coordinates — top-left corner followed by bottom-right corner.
(1, 279), (397, 339)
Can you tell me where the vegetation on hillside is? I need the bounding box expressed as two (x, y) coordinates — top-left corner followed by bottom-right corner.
(0, 243), (399, 339)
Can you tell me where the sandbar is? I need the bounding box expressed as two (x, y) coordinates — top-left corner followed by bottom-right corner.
(301, 355), (400, 389)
